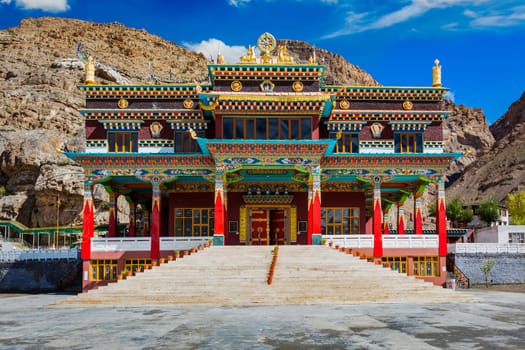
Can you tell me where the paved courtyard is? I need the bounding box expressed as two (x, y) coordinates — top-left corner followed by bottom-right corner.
(0, 289), (523, 349)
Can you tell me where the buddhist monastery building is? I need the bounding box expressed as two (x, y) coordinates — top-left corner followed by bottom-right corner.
(68, 33), (460, 291)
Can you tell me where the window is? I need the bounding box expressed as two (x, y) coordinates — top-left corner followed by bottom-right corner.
(175, 208), (214, 237)
(175, 131), (201, 153)
(333, 133), (359, 153)
(413, 256), (439, 277)
(395, 133), (422, 153)
(108, 132), (138, 152)
(223, 117), (311, 140)
(321, 207), (360, 235)
(124, 258), (151, 273)
(509, 232), (524, 243)
(382, 257), (407, 274)
(91, 259), (117, 281)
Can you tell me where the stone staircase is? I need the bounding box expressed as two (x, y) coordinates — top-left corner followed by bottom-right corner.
(57, 246), (473, 307)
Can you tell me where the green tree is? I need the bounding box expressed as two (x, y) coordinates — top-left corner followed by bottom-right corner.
(481, 259), (494, 288)
(461, 206), (474, 224)
(506, 190), (525, 225)
(446, 197), (464, 223)
(478, 198), (500, 225)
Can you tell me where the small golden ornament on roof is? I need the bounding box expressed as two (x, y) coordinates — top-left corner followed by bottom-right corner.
(432, 59), (442, 87)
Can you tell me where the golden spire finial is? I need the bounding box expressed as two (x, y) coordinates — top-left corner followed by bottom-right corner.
(432, 58), (442, 87)
(85, 56), (95, 84)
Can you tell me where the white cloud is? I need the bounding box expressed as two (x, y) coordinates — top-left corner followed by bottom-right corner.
(183, 38), (247, 64)
(466, 5), (525, 28)
(445, 90), (455, 102)
(324, 0), (491, 38)
(1, 0), (69, 12)
(228, 0), (252, 7)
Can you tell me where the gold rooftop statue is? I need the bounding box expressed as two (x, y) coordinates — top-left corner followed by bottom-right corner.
(432, 59), (442, 87)
(85, 56), (95, 84)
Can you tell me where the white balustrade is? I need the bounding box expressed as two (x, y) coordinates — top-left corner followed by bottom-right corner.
(454, 243), (525, 254)
(160, 237), (211, 251)
(323, 234), (439, 249)
(323, 235), (373, 248)
(0, 248), (79, 262)
(91, 237), (151, 252)
(383, 235), (439, 248)
(90, 236), (212, 252)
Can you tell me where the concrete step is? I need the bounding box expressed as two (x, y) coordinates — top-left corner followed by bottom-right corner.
(57, 245), (474, 306)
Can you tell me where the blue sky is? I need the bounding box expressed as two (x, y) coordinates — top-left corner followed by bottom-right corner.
(1, 0), (524, 125)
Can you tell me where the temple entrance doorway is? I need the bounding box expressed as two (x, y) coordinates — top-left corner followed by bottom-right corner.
(249, 208), (287, 245)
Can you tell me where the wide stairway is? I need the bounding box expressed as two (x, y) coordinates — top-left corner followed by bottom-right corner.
(58, 246), (473, 307)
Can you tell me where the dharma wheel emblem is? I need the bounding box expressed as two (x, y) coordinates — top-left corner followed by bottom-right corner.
(183, 98), (194, 109)
(117, 98), (128, 109)
(339, 99), (350, 109)
(231, 80), (243, 92)
(292, 80), (303, 92)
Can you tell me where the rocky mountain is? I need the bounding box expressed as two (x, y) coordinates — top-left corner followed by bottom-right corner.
(0, 16), (505, 228)
(446, 92), (525, 203)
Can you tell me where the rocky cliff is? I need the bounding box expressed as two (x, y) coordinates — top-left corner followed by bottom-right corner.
(447, 92), (525, 203)
(0, 16), (505, 228)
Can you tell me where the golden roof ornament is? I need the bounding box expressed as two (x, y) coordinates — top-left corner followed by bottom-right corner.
(432, 59), (442, 87)
(85, 56), (95, 84)
(277, 45), (294, 63)
(240, 45), (257, 63)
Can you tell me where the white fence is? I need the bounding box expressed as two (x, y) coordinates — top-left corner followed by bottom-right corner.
(0, 248), (79, 262)
(91, 237), (211, 252)
(323, 234), (439, 249)
(451, 243), (525, 254)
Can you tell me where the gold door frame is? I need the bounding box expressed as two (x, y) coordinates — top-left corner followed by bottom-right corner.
(239, 204), (297, 245)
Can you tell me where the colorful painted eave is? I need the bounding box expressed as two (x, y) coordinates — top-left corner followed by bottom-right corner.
(330, 110), (449, 121)
(64, 152), (215, 168)
(322, 152), (462, 167)
(79, 109), (204, 119)
(323, 85), (448, 101)
(202, 139), (337, 157)
(77, 84), (212, 99)
(207, 64), (325, 82)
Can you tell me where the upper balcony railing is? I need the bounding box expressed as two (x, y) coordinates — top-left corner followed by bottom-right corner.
(323, 234), (439, 249)
(450, 243), (525, 254)
(91, 237), (211, 252)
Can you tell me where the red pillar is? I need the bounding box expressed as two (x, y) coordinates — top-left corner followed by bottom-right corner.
(150, 182), (161, 260)
(128, 201), (135, 237)
(81, 181), (94, 292)
(81, 181), (94, 260)
(436, 179), (447, 256)
(307, 168), (322, 245)
(373, 179), (383, 257)
(213, 175), (226, 245)
(108, 193), (117, 237)
(397, 207), (405, 235)
(414, 197), (423, 234)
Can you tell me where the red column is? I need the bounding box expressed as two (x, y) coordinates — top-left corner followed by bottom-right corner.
(213, 174), (226, 245)
(373, 179), (383, 257)
(436, 179), (447, 256)
(307, 182), (313, 245)
(128, 201), (135, 237)
(108, 193), (117, 237)
(414, 197), (423, 234)
(81, 181), (94, 260)
(150, 182), (161, 259)
(307, 168), (322, 245)
(397, 207), (405, 235)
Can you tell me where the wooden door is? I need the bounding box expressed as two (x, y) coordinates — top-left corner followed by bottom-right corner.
(251, 209), (268, 245)
(270, 210), (285, 245)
